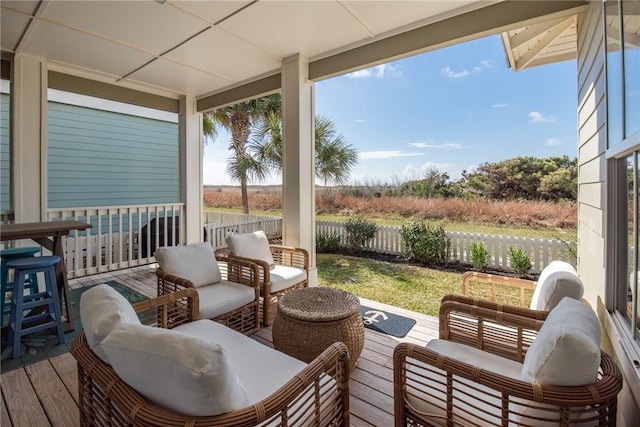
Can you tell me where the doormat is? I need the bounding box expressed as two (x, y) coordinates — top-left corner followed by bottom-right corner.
(1, 280), (147, 373)
(360, 305), (417, 338)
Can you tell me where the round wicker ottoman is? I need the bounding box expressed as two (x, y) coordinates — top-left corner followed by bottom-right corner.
(272, 287), (364, 371)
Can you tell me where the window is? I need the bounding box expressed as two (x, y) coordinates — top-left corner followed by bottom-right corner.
(606, 0), (640, 344)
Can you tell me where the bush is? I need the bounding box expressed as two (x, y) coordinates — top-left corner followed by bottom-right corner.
(316, 231), (341, 253)
(400, 221), (450, 265)
(508, 247), (532, 277)
(470, 241), (490, 271)
(344, 217), (377, 251)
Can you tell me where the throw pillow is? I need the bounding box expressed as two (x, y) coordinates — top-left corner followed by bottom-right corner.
(79, 284), (141, 363)
(101, 323), (250, 417)
(154, 242), (221, 287)
(529, 260), (584, 311)
(226, 231), (275, 266)
(520, 297), (601, 386)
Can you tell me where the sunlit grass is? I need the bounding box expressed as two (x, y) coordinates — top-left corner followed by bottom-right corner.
(316, 253), (461, 317)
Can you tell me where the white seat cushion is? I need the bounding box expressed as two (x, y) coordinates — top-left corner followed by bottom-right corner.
(521, 297), (601, 386)
(79, 284), (141, 362)
(405, 339), (523, 426)
(196, 280), (256, 319)
(155, 242), (221, 288)
(530, 260), (583, 311)
(226, 231), (275, 266)
(101, 323), (249, 417)
(269, 265), (307, 293)
(173, 319), (307, 404)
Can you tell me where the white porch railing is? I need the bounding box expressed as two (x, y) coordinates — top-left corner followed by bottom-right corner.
(16, 208), (574, 277)
(316, 220), (576, 273)
(47, 203), (184, 278)
(203, 212), (282, 249)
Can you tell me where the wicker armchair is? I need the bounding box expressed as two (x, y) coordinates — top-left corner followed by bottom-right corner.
(72, 288), (351, 427)
(156, 243), (261, 335)
(461, 260), (584, 311)
(226, 232), (309, 326)
(393, 295), (623, 426)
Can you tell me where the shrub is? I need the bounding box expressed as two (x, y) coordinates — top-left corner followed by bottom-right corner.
(344, 217), (377, 251)
(316, 231), (341, 253)
(400, 221), (450, 265)
(470, 241), (490, 271)
(508, 247), (532, 277)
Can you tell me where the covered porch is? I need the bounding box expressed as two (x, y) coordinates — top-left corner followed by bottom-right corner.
(0, 265), (439, 427)
(3, 0), (639, 425)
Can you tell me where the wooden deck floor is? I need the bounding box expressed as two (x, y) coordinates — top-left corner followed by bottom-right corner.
(1, 265), (440, 426)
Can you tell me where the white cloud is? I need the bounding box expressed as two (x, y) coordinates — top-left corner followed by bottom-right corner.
(355, 119), (366, 123)
(529, 111), (556, 123)
(409, 141), (468, 150)
(402, 162), (457, 178)
(359, 150), (424, 160)
(545, 138), (564, 146)
(203, 159), (231, 185)
(492, 103), (508, 108)
(441, 59), (493, 79)
(347, 63), (400, 79)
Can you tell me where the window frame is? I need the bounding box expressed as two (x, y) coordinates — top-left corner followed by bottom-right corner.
(604, 0), (640, 373)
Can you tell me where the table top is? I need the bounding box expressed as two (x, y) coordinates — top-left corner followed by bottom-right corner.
(278, 287), (360, 321)
(0, 220), (92, 241)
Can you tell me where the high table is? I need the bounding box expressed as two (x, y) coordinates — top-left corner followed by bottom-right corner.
(0, 220), (93, 332)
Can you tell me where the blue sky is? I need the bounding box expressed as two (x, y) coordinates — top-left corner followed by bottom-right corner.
(203, 34), (577, 186)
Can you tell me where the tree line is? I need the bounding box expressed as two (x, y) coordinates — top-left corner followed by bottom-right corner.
(390, 156), (577, 201)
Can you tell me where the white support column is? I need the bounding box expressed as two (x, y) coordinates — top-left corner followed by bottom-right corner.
(281, 54), (317, 285)
(178, 95), (203, 244)
(12, 54), (47, 222)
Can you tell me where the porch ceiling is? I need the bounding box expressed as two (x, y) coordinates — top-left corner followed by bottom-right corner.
(1, 1), (588, 107)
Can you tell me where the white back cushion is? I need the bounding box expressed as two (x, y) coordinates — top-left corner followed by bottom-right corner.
(521, 297), (601, 386)
(226, 231), (274, 266)
(155, 242), (221, 288)
(530, 260), (583, 311)
(79, 284), (141, 363)
(102, 323), (250, 417)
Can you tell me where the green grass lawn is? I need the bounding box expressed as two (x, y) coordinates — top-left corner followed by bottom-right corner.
(317, 253), (462, 317)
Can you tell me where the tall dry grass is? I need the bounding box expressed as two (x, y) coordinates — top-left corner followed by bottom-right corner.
(203, 187), (576, 229)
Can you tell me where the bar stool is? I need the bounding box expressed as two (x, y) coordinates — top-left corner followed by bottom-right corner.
(7, 255), (65, 359)
(1, 247), (41, 324)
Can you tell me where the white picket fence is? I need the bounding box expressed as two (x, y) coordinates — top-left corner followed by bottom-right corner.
(203, 212), (282, 249)
(26, 208), (574, 277)
(316, 220), (576, 273)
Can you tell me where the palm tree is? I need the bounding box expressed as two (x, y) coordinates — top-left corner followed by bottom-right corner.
(252, 113), (358, 185)
(202, 94), (280, 213)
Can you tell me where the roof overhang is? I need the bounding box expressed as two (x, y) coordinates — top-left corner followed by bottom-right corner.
(501, 14), (579, 71)
(1, 0), (589, 110)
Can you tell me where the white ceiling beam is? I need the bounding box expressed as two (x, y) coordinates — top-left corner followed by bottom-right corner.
(13, 0), (48, 54)
(514, 16), (576, 71)
(500, 31), (517, 70)
(309, 0), (588, 81)
(506, 18), (565, 50)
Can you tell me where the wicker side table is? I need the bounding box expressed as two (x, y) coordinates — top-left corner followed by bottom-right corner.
(272, 287), (364, 371)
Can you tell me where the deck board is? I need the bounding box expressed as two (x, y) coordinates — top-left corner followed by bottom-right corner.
(1, 366), (51, 426)
(1, 264), (440, 426)
(1, 389), (12, 427)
